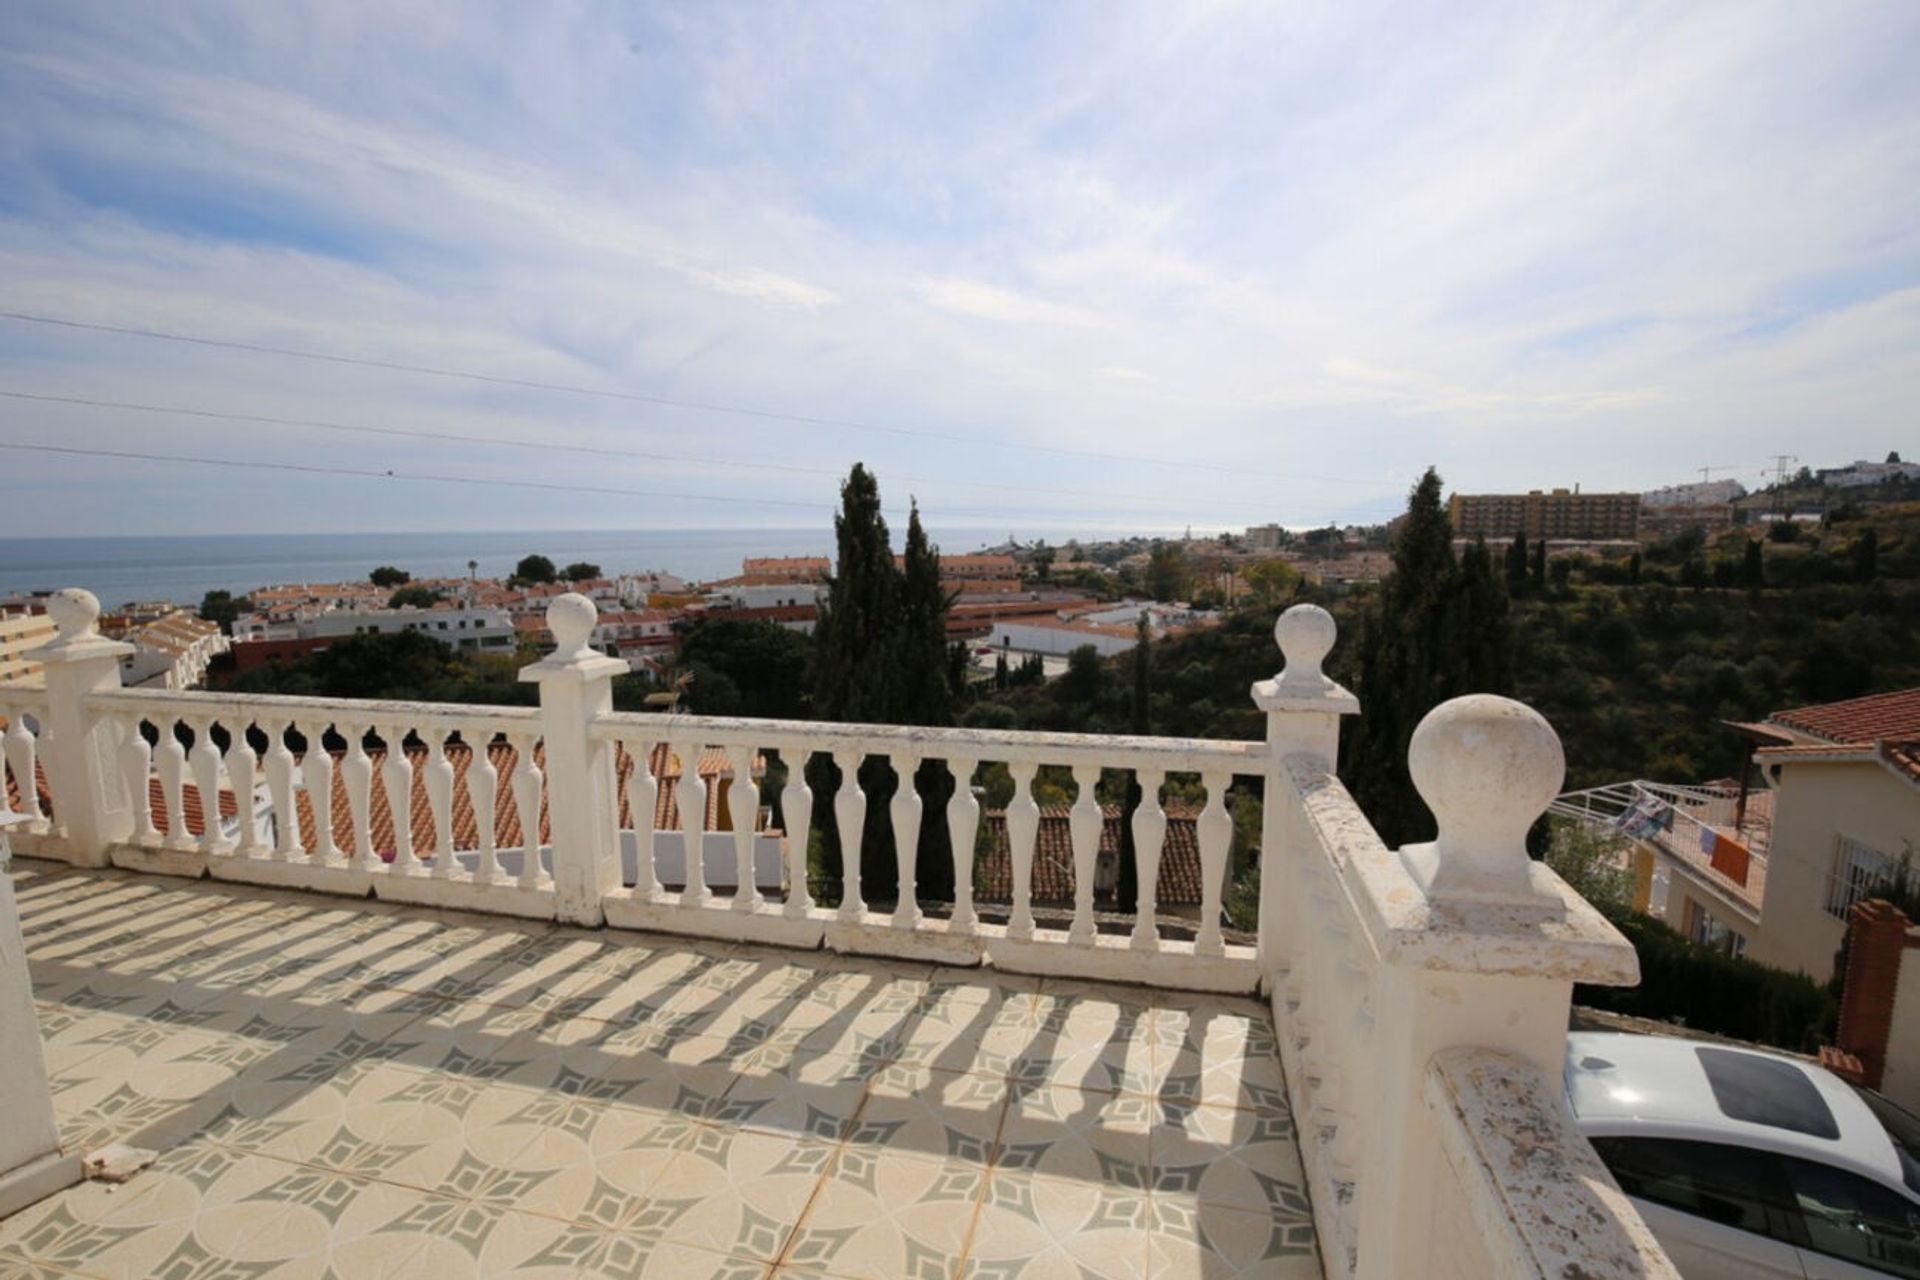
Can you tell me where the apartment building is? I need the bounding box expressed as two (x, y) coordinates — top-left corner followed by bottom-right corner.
(1448, 487), (1640, 540)
(234, 602), (516, 650)
(0, 613), (57, 688)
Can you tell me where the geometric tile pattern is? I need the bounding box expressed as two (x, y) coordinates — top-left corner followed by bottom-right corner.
(3, 860), (1321, 1278)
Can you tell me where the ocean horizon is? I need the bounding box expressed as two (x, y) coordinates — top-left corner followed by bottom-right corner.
(0, 524), (1116, 608)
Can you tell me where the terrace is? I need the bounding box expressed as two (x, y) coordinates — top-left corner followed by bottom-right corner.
(0, 589), (1677, 1278)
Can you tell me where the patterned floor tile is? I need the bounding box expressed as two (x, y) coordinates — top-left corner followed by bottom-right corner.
(783, 1146), (983, 1280)
(7, 861), (1317, 1279)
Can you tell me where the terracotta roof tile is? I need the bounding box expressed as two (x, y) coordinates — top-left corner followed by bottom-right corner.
(976, 804), (1205, 908)
(1769, 688), (1920, 745)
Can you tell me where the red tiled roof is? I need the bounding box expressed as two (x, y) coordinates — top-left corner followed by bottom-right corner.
(977, 804), (1205, 908)
(1769, 688), (1920, 745)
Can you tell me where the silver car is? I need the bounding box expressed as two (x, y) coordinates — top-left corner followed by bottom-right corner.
(1567, 1031), (1920, 1278)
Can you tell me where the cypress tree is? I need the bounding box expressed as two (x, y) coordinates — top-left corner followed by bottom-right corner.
(1529, 537), (1548, 589)
(1505, 530), (1529, 593)
(901, 502), (958, 903)
(1743, 538), (1765, 592)
(1342, 467), (1514, 848)
(810, 465), (902, 905)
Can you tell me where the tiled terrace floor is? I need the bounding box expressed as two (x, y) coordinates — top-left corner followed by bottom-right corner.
(2, 860), (1319, 1279)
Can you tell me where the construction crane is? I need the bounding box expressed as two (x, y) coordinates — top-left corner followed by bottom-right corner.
(1697, 465), (1736, 483)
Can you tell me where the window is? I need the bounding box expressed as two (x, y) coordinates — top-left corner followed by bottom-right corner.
(1683, 898), (1749, 957)
(1589, 1137), (1801, 1241)
(1696, 1047), (1839, 1138)
(1780, 1156), (1920, 1277)
(1830, 835), (1898, 919)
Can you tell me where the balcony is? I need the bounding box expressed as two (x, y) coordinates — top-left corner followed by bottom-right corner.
(0, 589), (1677, 1278)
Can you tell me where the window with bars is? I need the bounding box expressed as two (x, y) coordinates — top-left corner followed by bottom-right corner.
(1826, 834), (1896, 919)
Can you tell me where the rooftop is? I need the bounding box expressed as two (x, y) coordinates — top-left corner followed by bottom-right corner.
(8, 860), (1311, 1278)
(1767, 686), (1920, 746)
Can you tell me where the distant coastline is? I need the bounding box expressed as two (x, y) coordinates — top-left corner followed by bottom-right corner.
(0, 525), (1109, 608)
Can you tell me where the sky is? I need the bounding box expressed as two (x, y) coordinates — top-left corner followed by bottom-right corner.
(0, 1), (1916, 539)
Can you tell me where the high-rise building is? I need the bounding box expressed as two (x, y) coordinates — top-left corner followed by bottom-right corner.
(1448, 488), (1639, 540)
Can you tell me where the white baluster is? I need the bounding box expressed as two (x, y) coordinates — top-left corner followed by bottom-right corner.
(468, 735), (500, 881)
(832, 748), (865, 923)
(1006, 760), (1039, 941)
(676, 741), (709, 907)
(187, 715), (226, 854)
(225, 719), (262, 856)
(1068, 763), (1102, 944)
(511, 732), (545, 887)
(341, 726), (374, 866)
(263, 717), (299, 859)
(946, 756), (980, 934)
(1196, 769), (1232, 956)
(424, 729), (455, 877)
(157, 720), (190, 850)
(120, 720), (156, 843)
(781, 747), (814, 918)
(728, 743), (762, 912)
(889, 750), (922, 929)
(301, 720), (342, 862)
(625, 740), (660, 900)
(4, 711), (44, 826)
(1129, 768), (1167, 950)
(380, 723), (419, 871)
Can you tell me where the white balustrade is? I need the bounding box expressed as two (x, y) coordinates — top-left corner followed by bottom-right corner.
(423, 730), (455, 877)
(1067, 763), (1101, 944)
(1005, 760), (1038, 940)
(779, 745), (814, 918)
(509, 730), (545, 888)
(225, 719), (262, 857)
(623, 739), (661, 899)
(1129, 768), (1166, 950)
(300, 719), (341, 862)
(467, 734), (499, 881)
(676, 740), (709, 907)
(0, 694), (49, 831)
(832, 748), (865, 922)
(341, 726), (374, 866)
(888, 750), (921, 929)
(728, 743), (760, 913)
(946, 755), (979, 933)
(156, 723), (190, 850)
(263, 717), (299, 859)
(186, 716), (226, 855)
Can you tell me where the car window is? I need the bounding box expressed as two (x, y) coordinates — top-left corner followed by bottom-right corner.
(1780, 1157), (1920, 1277)
(1856, 1087), (1920, 1196)
(1590, 1136), (1802, 1243)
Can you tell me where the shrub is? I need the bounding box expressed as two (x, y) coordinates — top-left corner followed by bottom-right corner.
(1576, 911), (1837, 1052)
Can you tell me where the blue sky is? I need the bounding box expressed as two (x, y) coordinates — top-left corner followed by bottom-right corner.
(1, 1), (1916, 538)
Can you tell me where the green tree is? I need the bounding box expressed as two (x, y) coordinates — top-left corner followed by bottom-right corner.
(369, 566), (411, 588)
(1743, 539), (1765, 591)
(1853, 528), (1880, 583)
(1343, 467), (1515, 847)
(564, 562), (601, 582)
(677, 620), (811, 719)
(388, 585), (441, 609)
(1541, 819), (1634, 917)
(515, 555), (557, 584)
(1146, 543), (1187, 600)
(1628, 551), (1642, 584)
(1505, 531), (1530, 593)
(197, 589), (250, 636)
(900, 502), (958, 902)
(1030, 543), (1055, 583)
(1529, 537), (1547, 589)
(810, 465), (906, 906)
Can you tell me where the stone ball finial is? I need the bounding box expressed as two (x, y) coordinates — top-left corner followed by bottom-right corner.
(545, 592), (598, 661)
(1403, 694), (1565, 905)
(1274, 604), (1336, 692)
(48, 587), (102, 641)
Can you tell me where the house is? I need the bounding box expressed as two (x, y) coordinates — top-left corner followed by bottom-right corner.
(1556, 687), (1920, 979)
(114, 610), (229, 690)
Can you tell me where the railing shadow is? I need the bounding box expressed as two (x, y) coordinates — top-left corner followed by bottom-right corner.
(21, 863), (1279, 1201)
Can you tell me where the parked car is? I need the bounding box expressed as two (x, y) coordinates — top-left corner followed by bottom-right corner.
(1567, 1032), (1920, 1278)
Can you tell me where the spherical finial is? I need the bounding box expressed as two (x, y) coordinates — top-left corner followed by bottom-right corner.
(47, 587), (101, 641)
(1404, 694), (1565, 904)
(545, 592), (598, 660)
(1274, 604), (1336, 692)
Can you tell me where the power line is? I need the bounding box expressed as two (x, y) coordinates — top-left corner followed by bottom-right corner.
(0, 439), (1318, 522)
(0, 309), (1390, 487)
(0, 388), (1240, 511)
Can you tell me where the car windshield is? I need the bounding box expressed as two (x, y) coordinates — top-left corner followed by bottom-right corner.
(1855, 1086), (1920, 1196)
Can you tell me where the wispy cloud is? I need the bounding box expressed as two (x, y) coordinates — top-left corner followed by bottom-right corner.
(0, 1), (1915, 539)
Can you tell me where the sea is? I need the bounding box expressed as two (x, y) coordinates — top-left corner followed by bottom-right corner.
(0, 526), (1093, 608)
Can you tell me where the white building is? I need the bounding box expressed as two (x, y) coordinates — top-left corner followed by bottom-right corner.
(234, 603), (516, 651)
(1819, 458), (1920, 488)
(1641, 478), (1748, 507)
(704, 581), (824, 610)
(117, 611), (229, 691)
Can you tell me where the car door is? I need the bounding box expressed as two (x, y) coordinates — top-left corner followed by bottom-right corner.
(1588, 1136), (1808, 1279)
(1778, 1156), (1920, 1279)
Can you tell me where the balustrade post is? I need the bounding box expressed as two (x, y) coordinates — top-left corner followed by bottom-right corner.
(0, 811), (81, 1213)
(23, 590), (135, 866)
(520, 594), (626, 926)
(1250, 605), (1358, 982)
(1350, 695), (1640, 1280)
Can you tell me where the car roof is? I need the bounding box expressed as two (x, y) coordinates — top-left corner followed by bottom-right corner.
(1567, 1031), (1907, 1188)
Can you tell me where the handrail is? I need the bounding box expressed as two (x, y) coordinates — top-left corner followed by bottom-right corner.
(1425, 1048), (1678, 1279)
(590, 707), (1265, 772)
(91, 686), (540, 733)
